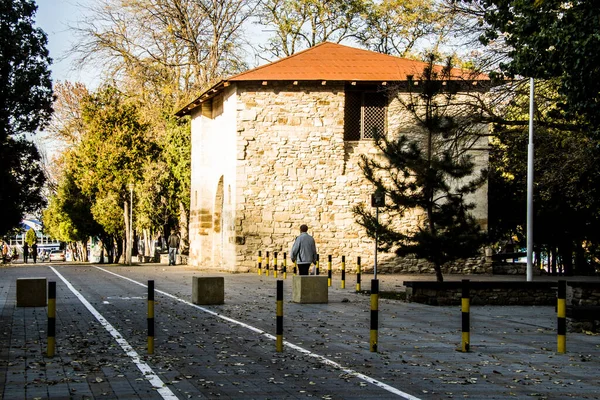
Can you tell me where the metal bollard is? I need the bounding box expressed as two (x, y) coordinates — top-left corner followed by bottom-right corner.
(461, 279), (470, 353)
(557, 280), (566, 353)
(341, 256), (346, 289)
(258, 251), (262, 275)
(370, 279), (379, 352)
(148, 280), (155, 354)
(283, 252), (287, 280)
(274, 252), (278, 279)
(276, 280), (284, 352)
(327, 255), (332, 286)
(47, 281), (56, 357)
(316, 254), (320, 275)
(265, 251), (270, 277)
(356, 256), (361, 292)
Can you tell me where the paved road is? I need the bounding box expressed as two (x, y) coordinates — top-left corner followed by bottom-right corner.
(1, 264), (599, 399)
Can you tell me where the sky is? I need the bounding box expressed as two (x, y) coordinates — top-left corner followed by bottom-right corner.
(35, 0), (98, 87)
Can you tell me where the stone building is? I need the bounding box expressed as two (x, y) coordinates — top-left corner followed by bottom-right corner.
(176, 42), (490, 274)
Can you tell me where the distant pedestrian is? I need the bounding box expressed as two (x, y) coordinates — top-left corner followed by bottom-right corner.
(23, 243), (29, 263)
(31, 243), (37, 264)
(168, 230), (180, 266)
(1, 241), (9, 264)
(291, 224), (318, 275)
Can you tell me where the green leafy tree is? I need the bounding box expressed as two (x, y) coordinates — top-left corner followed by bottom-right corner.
(67, 85), (159, 263)
(354, 56), (487, 281)
(489, 80), (600, 275)
(0, 0), (53, 235)
(25, 226), (37, 245)
(43, 173), (104, 261)
(478, 0), (600, 130)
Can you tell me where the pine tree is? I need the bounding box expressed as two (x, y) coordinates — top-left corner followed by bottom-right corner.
(354, 55), (487, 282)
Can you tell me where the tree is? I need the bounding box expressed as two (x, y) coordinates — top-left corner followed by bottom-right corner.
(43, 172), (103, 262)
(71, 0), (254, 107)
(478, 0), (600, 130)
(66, 85), (158, 263)
(0, 0), (53, 235)
(355, 0), (452, 57)
(25, 226), (37, 245)
(354, 56), (487, 281)
(489, 79), (600, 275)
(256, 0), (367, 59)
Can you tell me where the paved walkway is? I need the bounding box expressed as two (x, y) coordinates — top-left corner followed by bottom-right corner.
(1, 263), (599, 399)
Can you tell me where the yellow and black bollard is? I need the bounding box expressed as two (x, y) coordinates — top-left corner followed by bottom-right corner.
(265, 251), (270, 277)
(47, 281), (56, 357)
(258, 251), (262, 275)
(327, 255), (332, 286)
(557, 280), (566, 354)
(341, 256), (346, 289)
(148, 280), (155, 355)
(370, 279), (379, 352)
(461, 279), (470, 352)
(283, 252), (287, 279)
(273, 252), (278, 278)
(315, 254), (320, 275)
(356, 256), (361, 292)
(276, 280), (284, 352)
(293, 261), (297, 276)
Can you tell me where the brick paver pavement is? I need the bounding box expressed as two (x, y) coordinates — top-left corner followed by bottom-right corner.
(1, 263), (599, 399)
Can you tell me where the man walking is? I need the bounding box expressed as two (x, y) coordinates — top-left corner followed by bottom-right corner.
(291, 224), (318, 275)
(23, 243), (29, 263)
(168, 229), (180, 266)
(31, 243), (37, 264)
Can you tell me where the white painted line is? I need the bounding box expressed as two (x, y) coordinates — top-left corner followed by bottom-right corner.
(94, 267), (422, 400)
(49, 267), (178, 400)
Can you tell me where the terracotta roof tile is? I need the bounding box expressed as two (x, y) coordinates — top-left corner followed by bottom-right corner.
(228, 42), (481, 82)
(176, 42), (486, 116)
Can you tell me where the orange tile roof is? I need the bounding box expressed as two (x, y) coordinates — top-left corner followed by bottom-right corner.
(176, 42), (486, 116)
(228, 42), (482, 82)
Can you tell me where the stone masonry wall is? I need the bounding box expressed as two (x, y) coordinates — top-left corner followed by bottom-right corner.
(231, 81), (490, 274)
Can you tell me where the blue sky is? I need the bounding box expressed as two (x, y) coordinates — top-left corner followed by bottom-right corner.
(35, 0), (98, 87)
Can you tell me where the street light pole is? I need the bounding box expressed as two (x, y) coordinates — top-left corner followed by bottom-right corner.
(526, 78), (534, 282)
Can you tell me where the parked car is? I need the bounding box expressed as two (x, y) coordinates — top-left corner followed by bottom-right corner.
(49, 249), (66, 262)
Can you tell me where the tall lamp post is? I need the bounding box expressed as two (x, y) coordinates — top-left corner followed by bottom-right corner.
(129, 182), (134, 265)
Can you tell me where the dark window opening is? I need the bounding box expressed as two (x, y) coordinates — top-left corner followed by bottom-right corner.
(344, 89), (387, 140)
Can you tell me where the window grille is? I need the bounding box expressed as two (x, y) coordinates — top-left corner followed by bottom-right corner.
(363, 92), (386, 139)
(344, 90), (386, 140)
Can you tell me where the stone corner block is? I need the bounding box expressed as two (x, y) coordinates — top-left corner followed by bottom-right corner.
(192, 276), (224, 305)
(292, 275), (328, 304)
(16, 277), (47, 307)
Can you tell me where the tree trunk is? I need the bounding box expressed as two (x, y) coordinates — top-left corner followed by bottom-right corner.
(559, 241), (573, 276)
(79, 239), (88, 262)
(114, 236), (123, 264)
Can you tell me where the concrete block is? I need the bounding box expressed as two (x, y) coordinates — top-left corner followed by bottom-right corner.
(292, 276), (328, 304)
(16, 277), (47, 307)
(192, 277), (224, 305)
